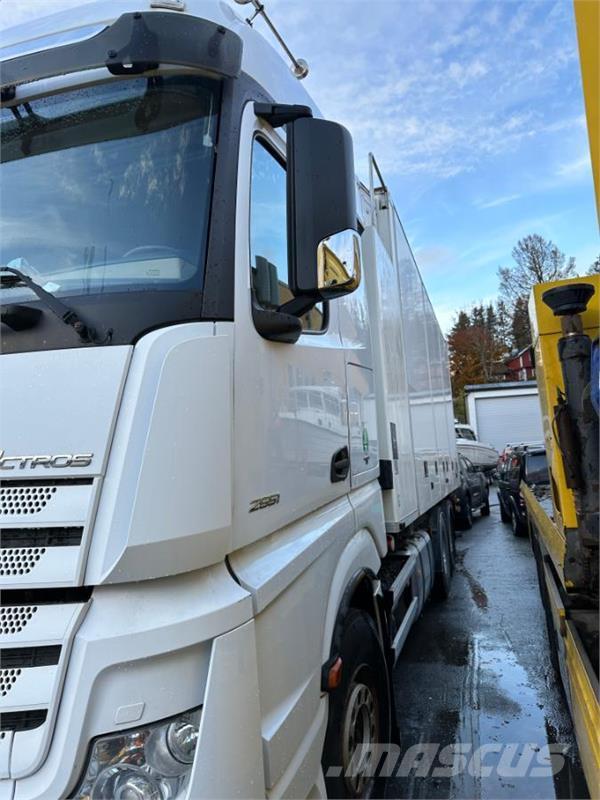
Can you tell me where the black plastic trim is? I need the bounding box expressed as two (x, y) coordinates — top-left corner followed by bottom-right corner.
(1, 645), (61, 668)
(0, 709), (47, 732)
(0, 527), (83, 548)
(0, 478), (93, 487)
(379, 459), (394, 490)
(254, 102), (312, 128)
(202, 73), (273, 320)
(0, 12), (242, 91)
(0, 586), (92, 606)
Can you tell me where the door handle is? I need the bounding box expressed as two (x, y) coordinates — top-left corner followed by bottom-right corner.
(331, 446), (350, 483)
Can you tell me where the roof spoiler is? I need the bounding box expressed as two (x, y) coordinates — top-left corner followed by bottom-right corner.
(0, 12), (243, 100)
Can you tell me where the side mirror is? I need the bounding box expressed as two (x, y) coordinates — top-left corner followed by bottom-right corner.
(252, 104), (361, 342)
(285, 116), (361, 314)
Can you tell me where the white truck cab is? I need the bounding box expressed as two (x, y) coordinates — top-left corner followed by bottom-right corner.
(0, 3), (459, 798)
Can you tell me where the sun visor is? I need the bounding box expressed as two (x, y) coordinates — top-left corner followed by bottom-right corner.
(0, 12), (243, 96)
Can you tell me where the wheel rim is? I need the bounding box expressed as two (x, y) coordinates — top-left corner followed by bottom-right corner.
(342, 677), (379, 796)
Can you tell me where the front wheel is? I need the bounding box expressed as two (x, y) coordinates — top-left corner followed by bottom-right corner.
(322, 610), (391, 799)
(481, 492), (490, 516)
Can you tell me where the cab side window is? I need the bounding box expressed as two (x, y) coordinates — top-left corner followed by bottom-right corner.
(249, 138), (324, 332)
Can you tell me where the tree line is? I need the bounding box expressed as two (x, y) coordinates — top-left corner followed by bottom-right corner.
(448, 234), (599, 419)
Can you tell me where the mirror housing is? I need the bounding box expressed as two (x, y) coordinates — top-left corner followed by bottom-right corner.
(252, 105), (361, 342)
(287, 116), (360, 304)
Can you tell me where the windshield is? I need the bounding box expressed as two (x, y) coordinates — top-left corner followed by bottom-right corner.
(525, 452), (549, 485)
(456, 426), (476, 441)
(1, 75), (220, 300)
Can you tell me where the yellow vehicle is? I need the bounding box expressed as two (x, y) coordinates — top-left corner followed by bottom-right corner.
(525, 275), (599, 796)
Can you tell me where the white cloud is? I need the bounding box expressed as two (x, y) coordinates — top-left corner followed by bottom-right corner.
(477, 194), (521, 209)
(447, 58), (488, 88)
(557, 154), (592, 181)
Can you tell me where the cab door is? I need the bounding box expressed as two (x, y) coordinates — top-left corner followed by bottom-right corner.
(231, 105), (350, 553)
(230, 103), (353, 794)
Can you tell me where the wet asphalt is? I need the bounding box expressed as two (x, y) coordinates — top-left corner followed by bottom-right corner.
(386, 489), (589, 800)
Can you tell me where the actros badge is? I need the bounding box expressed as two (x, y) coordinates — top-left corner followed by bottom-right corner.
(0, 451), (93, 470)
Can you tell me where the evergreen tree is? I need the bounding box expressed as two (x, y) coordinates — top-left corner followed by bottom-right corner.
(495, 300), (512, 350)
(511, 296), (531, 351)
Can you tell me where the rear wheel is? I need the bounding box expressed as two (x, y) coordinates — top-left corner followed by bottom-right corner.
(499, 493), (511, 523)
(510, 501), (527, 537)
(322, 610), (391, 799)
(433, 510), (453, 600)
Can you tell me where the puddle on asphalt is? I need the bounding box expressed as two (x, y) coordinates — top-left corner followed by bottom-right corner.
(455, 548), (489, 611)
(455, 635), (588, 799)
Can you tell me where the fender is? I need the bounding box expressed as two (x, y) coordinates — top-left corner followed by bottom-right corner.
(320, 528), (381, 666)
(319, 529), (400, 744)
(320, 565), (382, 690)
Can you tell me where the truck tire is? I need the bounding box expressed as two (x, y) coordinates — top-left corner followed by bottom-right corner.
(481, 492), (490, 516)
(499, 494), (511, 523)
(322, 609), (391, 799)
(433, 510), (453, 600)
(510, 501), (527, 537)
(461, 494), (473, 530)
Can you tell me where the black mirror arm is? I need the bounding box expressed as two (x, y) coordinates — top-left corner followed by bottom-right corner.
(251, 297), (302, 344)
(278, 295), (316, 318)
(254, 103), (312, 128)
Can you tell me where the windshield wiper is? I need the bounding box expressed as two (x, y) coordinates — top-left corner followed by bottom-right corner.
(0, 266), (112, 344)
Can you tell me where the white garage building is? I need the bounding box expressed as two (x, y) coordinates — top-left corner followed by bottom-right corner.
(465, 381), (544, 453)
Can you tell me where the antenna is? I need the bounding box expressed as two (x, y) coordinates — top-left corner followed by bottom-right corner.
(234, 0), (309, 79)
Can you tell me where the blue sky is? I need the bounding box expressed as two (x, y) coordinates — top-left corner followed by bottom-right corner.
(2, 0), (598, 331)
(265, 0), (599, 330)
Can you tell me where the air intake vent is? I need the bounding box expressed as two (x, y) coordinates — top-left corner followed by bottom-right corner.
(0, 548), (46, 576)
(0, 709), (47, 732)
(1, 645), (61, 668)
(0, 605), (37, 635)
(0, 485), (56, 515)
(0, 527), (83, 548)
(0, 668), (21, 697)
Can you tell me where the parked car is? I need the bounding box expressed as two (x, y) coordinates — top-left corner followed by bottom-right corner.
(497, 445), (550, 535)
(455, 454), (490, 529)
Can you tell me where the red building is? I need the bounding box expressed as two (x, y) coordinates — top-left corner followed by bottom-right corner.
(505, 346), (535, 382)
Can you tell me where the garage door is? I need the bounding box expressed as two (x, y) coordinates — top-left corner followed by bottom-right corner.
(475, 394), (543, 451)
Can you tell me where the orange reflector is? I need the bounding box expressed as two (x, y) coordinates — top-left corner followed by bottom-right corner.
(387, 534), (395, 553)
(327, 656), (343, 690)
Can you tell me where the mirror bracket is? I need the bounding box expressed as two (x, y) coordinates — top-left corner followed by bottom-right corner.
(254, 102), (312, 128)
(251, 298), (302, 344)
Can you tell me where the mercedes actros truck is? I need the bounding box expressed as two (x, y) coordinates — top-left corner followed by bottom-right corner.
(0, 3), (460, 798)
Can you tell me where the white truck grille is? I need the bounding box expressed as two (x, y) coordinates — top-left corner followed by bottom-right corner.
(0, 485), (57, 516)
(0, 478), (94, 588)
(0, 476), (96, 778)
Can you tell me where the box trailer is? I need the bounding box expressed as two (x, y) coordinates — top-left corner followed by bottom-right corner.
(465, 381), (544, 453)
(0, 3), (459, 798)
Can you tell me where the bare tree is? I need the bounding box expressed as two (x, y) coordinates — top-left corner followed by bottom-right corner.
(587, 254), (600, 275)
(498, 234), (576, 307)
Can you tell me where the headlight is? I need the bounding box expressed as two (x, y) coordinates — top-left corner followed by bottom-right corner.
(72, 708), (201, 800)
